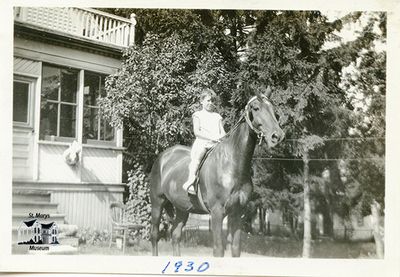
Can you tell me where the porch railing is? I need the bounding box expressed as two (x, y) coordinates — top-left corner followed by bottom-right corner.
(14, 7), (136, 48)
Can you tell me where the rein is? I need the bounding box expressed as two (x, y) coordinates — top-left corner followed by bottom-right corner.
(244, 96), (268, 146)
(193, 96), (269, 212)
(222, 96), (269, 146)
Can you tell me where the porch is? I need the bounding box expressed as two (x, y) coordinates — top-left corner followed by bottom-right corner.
(12, 7), (129, 235)
(14, 7), (136, 48)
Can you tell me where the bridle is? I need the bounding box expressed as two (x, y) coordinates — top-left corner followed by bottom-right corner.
(223, 96), (272, 146)
(244, 95), (271, 145)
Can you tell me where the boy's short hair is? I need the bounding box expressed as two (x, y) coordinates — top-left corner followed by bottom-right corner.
(199, 88), (216, 101)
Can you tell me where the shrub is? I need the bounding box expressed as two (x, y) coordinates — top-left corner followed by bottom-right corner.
(124, 161), (172, 242)
(77, 228), (110, 246)
(125, 163), (152, 239)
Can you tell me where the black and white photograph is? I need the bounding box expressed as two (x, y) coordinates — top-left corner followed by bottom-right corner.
(0, 0), (399, 276)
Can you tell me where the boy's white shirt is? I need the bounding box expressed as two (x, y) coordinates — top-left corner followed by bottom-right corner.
(193, 109), (223, 142)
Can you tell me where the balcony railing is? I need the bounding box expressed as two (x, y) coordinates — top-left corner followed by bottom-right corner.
(14, 7), (136, 48)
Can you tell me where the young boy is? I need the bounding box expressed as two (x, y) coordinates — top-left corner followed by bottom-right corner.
(183, 89), (226, 194)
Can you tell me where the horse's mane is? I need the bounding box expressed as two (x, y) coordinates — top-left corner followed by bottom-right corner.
(197, 113), (248, 168)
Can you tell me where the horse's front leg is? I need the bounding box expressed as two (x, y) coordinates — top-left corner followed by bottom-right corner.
(210, 204), (225, 257)
(228, 213), (242, 257)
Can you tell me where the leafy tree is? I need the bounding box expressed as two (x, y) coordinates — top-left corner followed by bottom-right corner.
(240, 11), (385, 258)
(100, 32), (234, 168)
(230, 10), (352, 257)
(100, 28), (235, 234)
(337, 12), (386, 258)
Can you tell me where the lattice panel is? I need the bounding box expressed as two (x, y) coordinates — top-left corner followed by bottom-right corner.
(25, 7), (77, 34)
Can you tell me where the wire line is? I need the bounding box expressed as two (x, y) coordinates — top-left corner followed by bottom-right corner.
(253, 157), (384, 161)
(283, 137), (385, 142)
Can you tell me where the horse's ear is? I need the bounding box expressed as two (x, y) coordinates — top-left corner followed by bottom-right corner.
(254, 89), (262, 100)
(265, 86), (272, 98)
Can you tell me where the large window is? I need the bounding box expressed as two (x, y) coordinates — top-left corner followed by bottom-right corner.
(83, 72), (114, 144)
(39, 65), (78, 141)
(39, 64), (114, 145)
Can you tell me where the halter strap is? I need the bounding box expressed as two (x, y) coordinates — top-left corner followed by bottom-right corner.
(244, 96), (268, 145)
(208, 96), (270, 147)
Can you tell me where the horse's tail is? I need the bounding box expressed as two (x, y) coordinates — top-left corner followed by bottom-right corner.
(149, 155), (163, 201)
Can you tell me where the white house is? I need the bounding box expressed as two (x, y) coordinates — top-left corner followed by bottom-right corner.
(12, 7), (136, 231)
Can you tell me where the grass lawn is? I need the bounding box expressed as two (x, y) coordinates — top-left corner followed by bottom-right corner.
(78, 241), (262, 257)
(12, 231), (377, 258)
(76, 232), (378, 258)
(240, 234), (377, 258)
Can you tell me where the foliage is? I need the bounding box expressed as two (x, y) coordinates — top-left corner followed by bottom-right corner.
(100, 32), (235, 169)
(77, 228), (110, 245)
(333, 12), (386, 215)
(234, 11), (352, 242)
(99, 10), (385, 253)
(241, 12), (385, 242)
(124, 163), (152, 239)
(124, 162), (171, 240)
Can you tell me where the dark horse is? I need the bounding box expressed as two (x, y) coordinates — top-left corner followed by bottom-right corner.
(149, 88), (284, 257)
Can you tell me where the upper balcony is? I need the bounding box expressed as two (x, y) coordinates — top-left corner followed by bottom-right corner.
(14, 7), (136, 48)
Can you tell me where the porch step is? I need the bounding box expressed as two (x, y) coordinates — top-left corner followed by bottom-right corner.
(13, 190), (51, 202)
(12, 201), (59, 214)
(12, 213), (66, 227)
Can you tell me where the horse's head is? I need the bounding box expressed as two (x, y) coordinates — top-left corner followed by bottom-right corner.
(245, 86), (285, 148)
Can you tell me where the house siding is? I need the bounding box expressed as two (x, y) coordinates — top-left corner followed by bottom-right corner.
(14, 57), (41, 76)
(13, 128), (34, 180)
(51, 188), (123, 230)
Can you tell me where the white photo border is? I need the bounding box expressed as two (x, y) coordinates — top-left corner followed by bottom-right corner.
(1, 0), (399, 276)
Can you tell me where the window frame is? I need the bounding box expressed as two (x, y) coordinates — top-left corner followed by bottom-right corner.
(40, 64), (79, 142)
(38, 63), (117, 146)
(82, 71), (115, 146)
(13, 75), (35, 129)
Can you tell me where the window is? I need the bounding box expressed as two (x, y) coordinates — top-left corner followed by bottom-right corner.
(13, 81), (30, 124)
(38, 64), (115, 145)
(39, 64), (78, 141)
(83, 72), (114, 144)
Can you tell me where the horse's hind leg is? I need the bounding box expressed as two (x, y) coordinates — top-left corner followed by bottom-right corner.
(227, 213), (242, 257)
(171, 209), (189, 256)
(150, 196), (164, 256)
